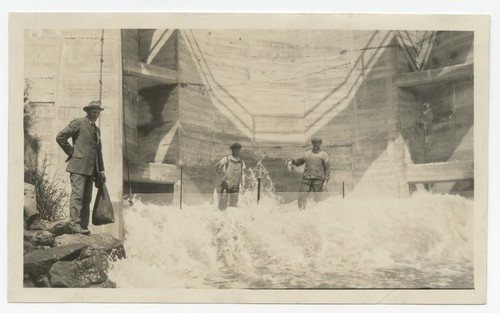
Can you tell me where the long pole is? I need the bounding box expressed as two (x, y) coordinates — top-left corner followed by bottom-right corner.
(120, 30), (133, 207)
(98, 29), (104, 104)
(342, 181), (345, 199)
(180, 166), (183, 210)
(257, 177), (261, 204)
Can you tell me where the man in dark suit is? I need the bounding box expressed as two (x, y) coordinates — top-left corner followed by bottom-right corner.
(56, 100), (106, 234)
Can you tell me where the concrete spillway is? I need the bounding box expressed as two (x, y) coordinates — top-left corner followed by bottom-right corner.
(24, 29), (474, 239)
(122, 29), (473, 203)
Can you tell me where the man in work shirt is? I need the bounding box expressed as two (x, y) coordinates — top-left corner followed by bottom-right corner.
(56, 100), (106, 234)
(289, 137), (330, 209)
(214, 143), (246, 211)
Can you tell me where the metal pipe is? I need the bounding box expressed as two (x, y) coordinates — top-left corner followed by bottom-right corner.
(257, 177), (261, 204)
(98, 29), (104, 103)
(121, 30), (133, 207)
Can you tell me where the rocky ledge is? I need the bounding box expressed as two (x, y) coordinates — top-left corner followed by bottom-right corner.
(24, 220), (125, 288)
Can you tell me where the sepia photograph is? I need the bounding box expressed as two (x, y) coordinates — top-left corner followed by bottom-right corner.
(7, 12), (489, 304)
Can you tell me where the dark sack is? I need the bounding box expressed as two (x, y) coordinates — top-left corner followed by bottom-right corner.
(92, 183), (115, 225)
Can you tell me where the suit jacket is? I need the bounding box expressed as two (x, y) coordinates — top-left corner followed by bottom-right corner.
(56, 117), (104, 176)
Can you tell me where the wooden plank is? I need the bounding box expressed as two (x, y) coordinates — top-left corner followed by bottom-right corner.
(405, 161), (473, 184)
(395, 63), (473, 87)
(123, 59), (178, 84)
(126, 161), (180, 184)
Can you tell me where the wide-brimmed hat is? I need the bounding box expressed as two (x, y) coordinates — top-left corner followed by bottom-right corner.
(230, 143), (242, 150)
(83, 100), (104, 112)
(311, 137), (322, 144)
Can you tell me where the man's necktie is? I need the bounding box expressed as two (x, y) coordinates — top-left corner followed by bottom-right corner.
(91, 122), (98, 142)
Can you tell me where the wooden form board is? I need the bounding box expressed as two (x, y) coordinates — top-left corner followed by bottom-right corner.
(394, 63), (473, 87)
(405, 160), (473, 184)
(126, 161), (181, 184)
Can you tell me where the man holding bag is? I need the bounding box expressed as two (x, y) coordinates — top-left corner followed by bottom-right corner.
(56, 100), (106, 234)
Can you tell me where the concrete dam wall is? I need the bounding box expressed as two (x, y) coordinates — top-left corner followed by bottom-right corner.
(24, 28), (474, 217)
(121, 29), (473, 203)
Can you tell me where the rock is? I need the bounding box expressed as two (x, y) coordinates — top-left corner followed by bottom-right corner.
(24, 229), (37, 241)
(30, 219), (63, 232)
(23, 277), (36, 288)
(24, 241), (36, 255)
(79, 246), (95, 259)
(34, 275), (51, 287)
(51, 222), (73, 236)
(49, 249), (110, 287)
(24, 231), (124, 288)
(34, 231), (55, 246)
(24, 230), (55, 247)
(24, 183), (38, 228)
(90, 280), (116, 288)
(54, 233), (126, 260)
(24, 243), (86, 281)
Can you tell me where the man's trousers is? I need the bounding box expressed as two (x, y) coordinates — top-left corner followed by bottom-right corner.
(69, 173), (94, 229)
(218, 181), (240, 211)
(297, 178), (324, 209)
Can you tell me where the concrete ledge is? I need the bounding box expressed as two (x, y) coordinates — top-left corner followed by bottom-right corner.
(395, 63), (473, 88)
(405, 160), (473, 184)
(125, 161), (180, 184)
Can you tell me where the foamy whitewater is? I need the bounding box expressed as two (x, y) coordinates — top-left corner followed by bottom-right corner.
(108, 189), (473, 289)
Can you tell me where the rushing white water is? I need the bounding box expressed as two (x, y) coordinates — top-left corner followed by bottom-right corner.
(108, 187), (474, 289)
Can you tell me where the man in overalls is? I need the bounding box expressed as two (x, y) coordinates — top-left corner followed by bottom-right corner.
(289, 137), (330, 209)
(214, 143), (246, 211)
